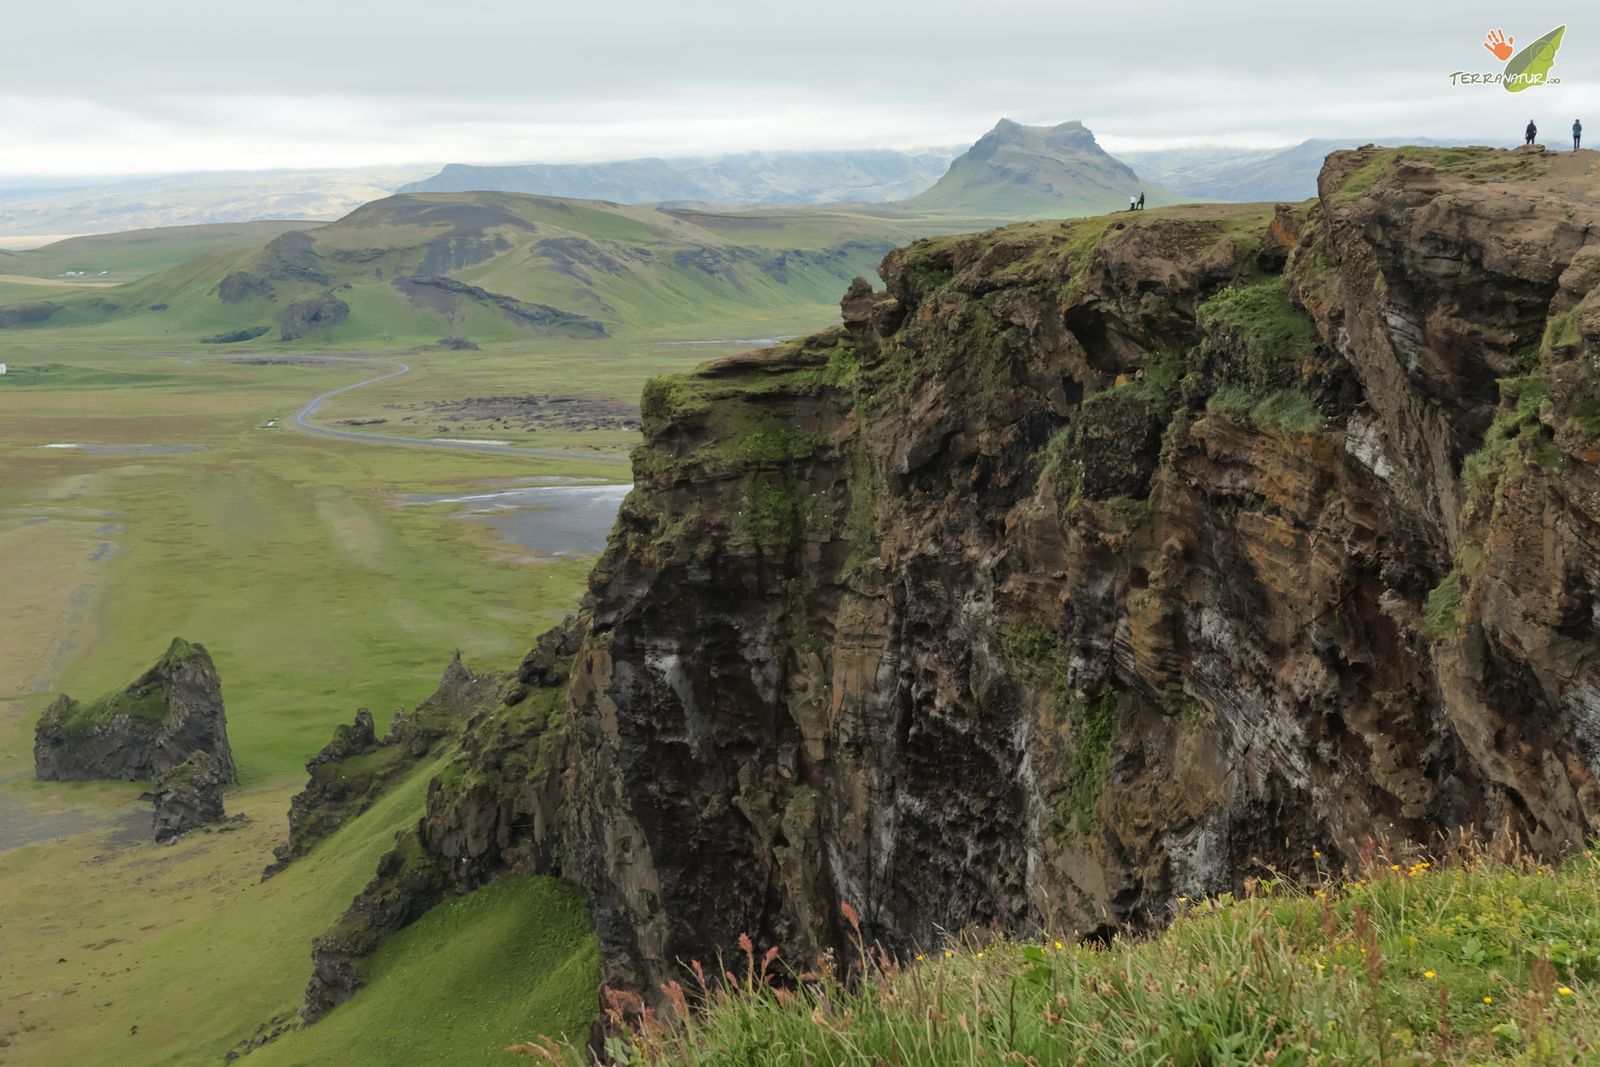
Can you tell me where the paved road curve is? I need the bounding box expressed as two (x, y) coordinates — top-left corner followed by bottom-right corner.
(281, 354), (630, 462)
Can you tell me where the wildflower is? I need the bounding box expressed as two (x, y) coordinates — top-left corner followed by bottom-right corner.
(1176, 896), (1188, 904)
(1054, 940), (1065, 950)
(916, 953), (925, 962)
(1390, 864), (1401, 871)
(976, 951), (985, 959)
(1313, 850), (1322, 859)
(1483, 996), (1494, 1004)
(944, 950), (954, 959)
(1558, 986), (1574, 997)
(1424, 971), (1436, 980)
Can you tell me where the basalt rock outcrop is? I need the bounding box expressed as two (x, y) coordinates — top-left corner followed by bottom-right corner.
(34, 637), (238, 784)
(151, 750), (231, 842)
(263, 653), (504, 879)
(308, 146), (1600, 1022)
(299, 624), (581, 1020)
(278, 292), (350, 341)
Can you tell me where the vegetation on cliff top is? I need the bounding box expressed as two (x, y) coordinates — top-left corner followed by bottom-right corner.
(523, 848), (1599, 1066)
(43, 638), (201, 736)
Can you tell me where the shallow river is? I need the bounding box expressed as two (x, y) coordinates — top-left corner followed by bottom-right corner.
(403, 481), (632, 556)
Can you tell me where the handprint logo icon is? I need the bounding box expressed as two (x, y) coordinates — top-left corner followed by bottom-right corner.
(1483, 28), (1514, 62)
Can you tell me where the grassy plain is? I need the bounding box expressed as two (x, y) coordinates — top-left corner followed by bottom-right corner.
(0, 285), (835, 1063)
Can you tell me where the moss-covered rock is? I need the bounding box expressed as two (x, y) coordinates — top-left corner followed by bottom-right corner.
(33, 637), (236, 784)
(150, 749), (231, 842)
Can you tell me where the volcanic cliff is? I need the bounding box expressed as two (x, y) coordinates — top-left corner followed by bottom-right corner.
(298, 145), (1600, 1017)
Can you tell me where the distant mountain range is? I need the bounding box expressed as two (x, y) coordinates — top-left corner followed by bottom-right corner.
(1120, 137), (1496, 202)
(0, 126), (1520, 245)
(398, 147), (962, 205)
(0, 166), (435, 241)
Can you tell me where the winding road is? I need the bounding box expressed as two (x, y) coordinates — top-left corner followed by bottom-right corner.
(280, 354), (630, 462)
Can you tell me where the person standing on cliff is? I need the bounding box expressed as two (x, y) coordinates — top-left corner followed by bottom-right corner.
(1129, 194), (1137, 211)
(1575, 119), (1583, 152)
(1526, 119), (1538, 145)
(1138, 191), (1146, 210)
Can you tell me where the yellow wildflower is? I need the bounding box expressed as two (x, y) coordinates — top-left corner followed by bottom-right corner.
(1558, 987), (1574, 997)
(1483, 997), (1493, 1004)
(1424, 971), (1436, 980)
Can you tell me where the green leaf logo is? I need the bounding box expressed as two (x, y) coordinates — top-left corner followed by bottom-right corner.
(1504, 25), (1564, 93)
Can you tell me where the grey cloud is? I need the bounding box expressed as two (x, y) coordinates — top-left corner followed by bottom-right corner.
(2, 0), (1592, 174)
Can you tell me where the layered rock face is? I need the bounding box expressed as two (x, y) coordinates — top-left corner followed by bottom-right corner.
(34, 637), (237, 783)
(561, 146), (1600, 998)
(300, 147), (1600, 1025)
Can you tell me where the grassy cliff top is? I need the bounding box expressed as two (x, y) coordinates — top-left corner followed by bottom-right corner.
(544, 848), (1600, 1065)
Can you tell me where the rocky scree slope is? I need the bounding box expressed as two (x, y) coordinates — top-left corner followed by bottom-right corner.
(34, 637), (237, 784)
(300, 145), (1600, 1023)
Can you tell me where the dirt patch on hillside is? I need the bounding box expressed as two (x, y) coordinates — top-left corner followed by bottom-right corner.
(389, 394), (641, 434)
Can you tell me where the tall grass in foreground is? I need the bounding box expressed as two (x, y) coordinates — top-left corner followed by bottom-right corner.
(512, 845), (1599, 1065)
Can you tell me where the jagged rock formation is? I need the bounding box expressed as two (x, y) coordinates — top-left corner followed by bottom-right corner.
(304, 145), (1600, 1022)
(263, 653), (503, 879)
(278, 292), (350, 341)
(34, 637), (238, 784)
(299, 625), (581, 1020)
(151, 750), (231, 842)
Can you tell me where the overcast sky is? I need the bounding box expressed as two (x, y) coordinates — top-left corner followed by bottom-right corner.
(0, 0), (1593, 176)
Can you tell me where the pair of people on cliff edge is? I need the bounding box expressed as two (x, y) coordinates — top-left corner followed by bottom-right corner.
(1127, 191), (1145, 211)
(1524, 120), (1583, 151)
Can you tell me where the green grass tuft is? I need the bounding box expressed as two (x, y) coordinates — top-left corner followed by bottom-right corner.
(1424, 571), (1464, 640)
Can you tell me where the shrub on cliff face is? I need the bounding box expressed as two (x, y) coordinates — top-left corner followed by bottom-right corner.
(517, 849), (1600, 1066)
(1198, 276), (1318, 396)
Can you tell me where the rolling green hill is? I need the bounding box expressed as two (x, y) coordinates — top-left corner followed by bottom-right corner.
(0, 124), (1218, 350)
(0, 221), (321, 283)
(0, 192), (940, 346)
(910, 118), (1175, 218)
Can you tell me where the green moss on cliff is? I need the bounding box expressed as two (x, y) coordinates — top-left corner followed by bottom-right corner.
(51, 683), (170, 737)
(1198, 276), (1317, 393)
(1063, 691), (1115, 834)
(739, 474), (820, 549)
(1424, 571), (1464, 640)
(1460, 374), (1560, 511)
(157, 635), (201, 668)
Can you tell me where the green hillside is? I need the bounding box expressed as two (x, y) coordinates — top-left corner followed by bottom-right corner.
(0, 192), (937, 347)
(0, 221), (320, 283)
(910, 118), (1176, 218)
